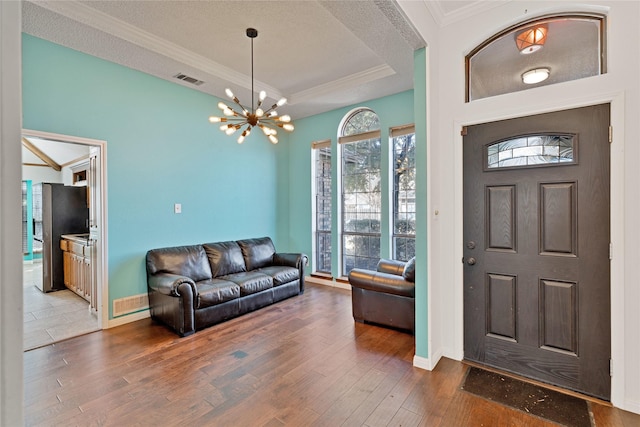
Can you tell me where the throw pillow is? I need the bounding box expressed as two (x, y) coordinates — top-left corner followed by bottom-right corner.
(402, 257), (416, 282)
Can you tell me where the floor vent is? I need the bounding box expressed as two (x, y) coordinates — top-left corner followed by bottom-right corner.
(173, 73), (205, 86)
(113, 293), (149, 317)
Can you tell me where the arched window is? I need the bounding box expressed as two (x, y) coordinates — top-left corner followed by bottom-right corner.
(466, 14), (606, 101)
(339, 109), (381, 275)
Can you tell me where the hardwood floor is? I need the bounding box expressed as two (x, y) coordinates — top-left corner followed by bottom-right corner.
(24, 283), (639, 426)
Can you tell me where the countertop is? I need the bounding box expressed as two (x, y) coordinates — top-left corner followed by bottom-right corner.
(61, 234), (92, 245)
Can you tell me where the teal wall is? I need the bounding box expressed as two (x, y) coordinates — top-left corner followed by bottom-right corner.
(286, 90), (415, 276)
(413, 48), (428, 358)
(22, 34), (292, 318)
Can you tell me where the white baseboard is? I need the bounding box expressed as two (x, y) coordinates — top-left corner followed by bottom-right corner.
(413, 355), (433, 371)
(306, 276), (351, 290)
(106, 309), (150, 328)
(623, 399), (640, 415)
(413, 349), (444, 371)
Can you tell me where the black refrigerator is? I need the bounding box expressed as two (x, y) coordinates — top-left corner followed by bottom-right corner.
(32, 183), (89, 292)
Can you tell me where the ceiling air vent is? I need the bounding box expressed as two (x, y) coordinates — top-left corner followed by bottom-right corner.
(174, 73), (205, 86)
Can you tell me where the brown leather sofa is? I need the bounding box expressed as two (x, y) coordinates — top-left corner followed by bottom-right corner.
(146, 237), (307, 336)
(348, 257), (415, 333)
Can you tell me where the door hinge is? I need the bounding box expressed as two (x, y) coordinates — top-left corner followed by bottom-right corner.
(461, 126), (468, 136)
(609, 125), (613, 143)
(610, 358), (613, 377)
(609, 243), (612, 260)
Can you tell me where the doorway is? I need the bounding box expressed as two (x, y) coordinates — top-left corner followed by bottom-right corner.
(462, 104), (611, 400)
(21, 129), (107, 350)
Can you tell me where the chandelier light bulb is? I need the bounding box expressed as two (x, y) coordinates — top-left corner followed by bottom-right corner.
(225, 88), (234, 99)
(256, 108), (264, 117)
(209, 116), (221, 123)
(225, 126), (237, 135)
(279, 115), (291, 123)
(283, 123), (294, 132)
(277, 97), (287, 107)
(259, 91), (267, 101)
(217, 101), (228, 110)
(223, 108), (234, 116)
(269, 135), (278, 144)
(237, 134), (245, 144)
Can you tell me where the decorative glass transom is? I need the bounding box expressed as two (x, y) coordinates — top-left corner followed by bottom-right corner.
(466, 15), (605, 102)
(486, 135), (575, 169)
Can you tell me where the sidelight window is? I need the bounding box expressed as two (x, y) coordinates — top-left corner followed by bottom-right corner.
(313, 140), (332, 274)
(391, 125), (416, 261)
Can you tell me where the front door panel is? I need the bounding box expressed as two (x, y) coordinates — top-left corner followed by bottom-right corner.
(463, 104), (611, 400)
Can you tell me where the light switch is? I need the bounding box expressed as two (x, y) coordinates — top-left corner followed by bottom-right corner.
(174, 203), (182, 214)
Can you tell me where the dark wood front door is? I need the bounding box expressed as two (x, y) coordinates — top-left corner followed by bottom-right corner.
(463, 104), (611, 400)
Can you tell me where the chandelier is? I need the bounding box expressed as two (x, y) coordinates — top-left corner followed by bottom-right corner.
(208, 28), (294, 144)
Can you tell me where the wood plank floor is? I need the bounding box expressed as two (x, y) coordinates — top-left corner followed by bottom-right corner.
(24, 283), (639, 426)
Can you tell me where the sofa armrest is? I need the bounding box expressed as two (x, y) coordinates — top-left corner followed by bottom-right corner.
(273, 252), (308, 294)
(148, 273), (196, 297)
(376, 259), (406, 276)
(273, 252), (308, 270)
(348, 268), (415, 298)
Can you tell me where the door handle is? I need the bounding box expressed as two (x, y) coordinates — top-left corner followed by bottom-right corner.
(466, 257), (476, 265)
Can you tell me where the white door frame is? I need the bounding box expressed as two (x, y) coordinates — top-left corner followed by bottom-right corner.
(450, 92), (626, 406)
(22, 129), (109, 329)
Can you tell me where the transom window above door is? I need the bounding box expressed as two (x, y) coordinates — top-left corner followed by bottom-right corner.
(467, 14), (606, 101)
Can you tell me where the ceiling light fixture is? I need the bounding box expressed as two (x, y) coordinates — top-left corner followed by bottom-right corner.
(208, 28), (294, 144)
(515, 24), (548, 54)
(522, 68), (550, 84)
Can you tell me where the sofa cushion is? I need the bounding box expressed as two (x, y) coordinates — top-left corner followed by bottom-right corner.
(203, 241), (246, 277)
(237, 237), (276, 271)
(146, 245), (212, 282)
(257, 266), (299, 286)
(402, 257), (416, 282)
(196, 279), (240, 309)
(222, 271), (273, 296)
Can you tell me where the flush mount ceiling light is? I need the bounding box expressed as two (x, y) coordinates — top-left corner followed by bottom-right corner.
(515, 24), (548, 54)
(209, 28), (294, 144)
(522, 68), (550, 84)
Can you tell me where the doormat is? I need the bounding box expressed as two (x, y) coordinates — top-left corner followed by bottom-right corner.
(461, 367), (591, 427)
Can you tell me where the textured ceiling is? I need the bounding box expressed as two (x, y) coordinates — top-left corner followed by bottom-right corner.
(22, 0), (430, 120)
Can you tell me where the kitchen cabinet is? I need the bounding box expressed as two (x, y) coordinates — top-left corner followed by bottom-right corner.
(61, 235), (95, 309)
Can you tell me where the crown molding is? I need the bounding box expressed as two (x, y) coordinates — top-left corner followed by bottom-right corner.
(425, 0), (510, 27)
(32, 0), (283, 98)
(288, 64), (395, 105)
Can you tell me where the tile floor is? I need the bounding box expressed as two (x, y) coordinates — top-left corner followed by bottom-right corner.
(23, 261), (99, 351)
